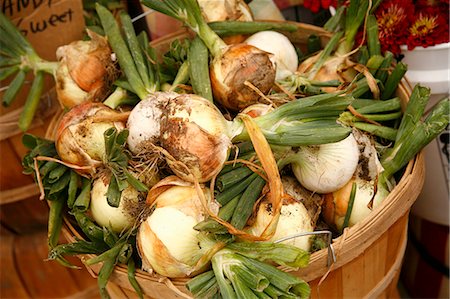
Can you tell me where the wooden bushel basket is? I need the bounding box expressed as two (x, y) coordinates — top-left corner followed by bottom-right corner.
(46, 22), (426, 299)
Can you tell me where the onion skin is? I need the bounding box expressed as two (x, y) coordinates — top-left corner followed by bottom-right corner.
(55, 102), (125, 175)
(198, 0), (253, 22)
(210, 44), (276, 111)
(245, 31), (298, 81)
(291, 134), (359, 194)
(160, 94), (232, 183)
(126, 92), (179, 155)
(55, 31), (117, 108)
(297, 55), (357, 92)
(322, 177), (388, 231)
(241, 103), (274, 118)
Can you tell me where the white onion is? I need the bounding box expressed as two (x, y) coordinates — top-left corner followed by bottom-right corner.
(90, 174), (145, 233)
(248, 200), (313, 251)
(322, 130), (389, 230)
(126, 92), (178, 155)
(137, 179), (218, 278)
(245, 31), (298, 81)
(291, 133), (359, 194)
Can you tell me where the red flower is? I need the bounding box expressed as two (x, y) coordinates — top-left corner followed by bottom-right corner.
(406, 8), (449, 49)
(374, 0), (415, 55)
(373, 0), (450, 54)
(303, 0), (338, 13)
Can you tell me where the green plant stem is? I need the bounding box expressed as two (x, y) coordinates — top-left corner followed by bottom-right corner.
(18, 71), (45, 131)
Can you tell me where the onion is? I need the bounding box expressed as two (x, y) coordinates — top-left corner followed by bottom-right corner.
(90, 172), (147, 233)
(198, 0), (253, 22)
(55, 30), (117, 108)
(322, 130), (388, 230)
(247, 176), (317, 251)
(127, 93), (233, 183)
(126, 92), (179, 155)
(143, 0), (276, 111)
(210, 43), (276, 111)
(55, 102), (126, 175)
(323, 177), (389, 231)
(161, 94), (233, 182)
(137, 177), (219, 278)
(245, 31), (298, 81)
(290, 133), (359, 194)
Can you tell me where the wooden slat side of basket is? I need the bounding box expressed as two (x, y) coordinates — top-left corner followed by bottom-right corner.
(48, 22), (426, 299)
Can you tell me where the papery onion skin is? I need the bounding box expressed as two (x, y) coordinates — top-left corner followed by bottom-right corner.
(126, 92), (179, 155)
(90, 174), (147, 233)
(55, 31), (117, 108)
(55, 102), (125, 175)
(297, 55), (357, 92)
(323, 177), (389, 231)
(241, 103), (274, 118)
(291, 133), (359, 194)
(160, 94), (232, 183)
(210, 44), (276, 111)
(137, 180), (216, 278)
(198, 0), (253, 22)
(245, 31), (298, 81)
(248, 199), (314, 251)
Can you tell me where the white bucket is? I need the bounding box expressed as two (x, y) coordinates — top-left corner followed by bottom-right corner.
(401, 43), (450, 226)
(400, 43), (450, 95)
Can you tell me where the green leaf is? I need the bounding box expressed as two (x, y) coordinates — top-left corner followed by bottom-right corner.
(106, 174), (122, 208)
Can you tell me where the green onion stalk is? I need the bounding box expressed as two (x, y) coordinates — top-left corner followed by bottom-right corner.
(283, 0), (393, 97)
(187, 242), (311, 299)
(0, 12), (57, 130)
(22, 133), (145, 299)
(323, 85), (449, 231)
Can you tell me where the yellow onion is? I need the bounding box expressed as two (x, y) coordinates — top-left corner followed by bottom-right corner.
(160, 94), (233, 182)
(297, 55), (357, 92)
(198, 0), (253, 22)
(137, 177), (219, 278)
(55, 102), (126, 175)
(55, 30), (118, 108)
(245, 31), (298, 81)
(210, 44), (276, 111)
(322, 177), (389, 231)
(127, 92), (233, 183)
(247, 176), (319, 251)
(90, 173), (144, 233)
